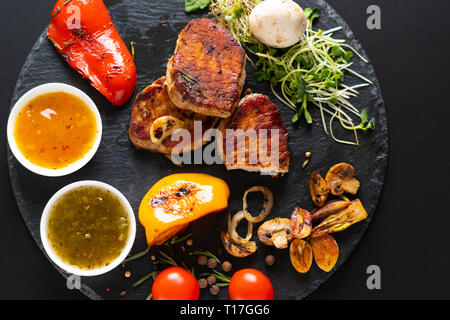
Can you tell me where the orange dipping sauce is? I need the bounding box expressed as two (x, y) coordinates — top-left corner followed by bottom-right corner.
(13, 92), (98, 170)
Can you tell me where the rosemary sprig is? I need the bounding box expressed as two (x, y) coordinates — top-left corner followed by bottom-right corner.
(130, 42), (136, 61)
(200, 270), (231, 286)
(193, 250), (220, 263)
(122, 246), (150, 266)
(211, 269), (231, 283)
(216, 283), (230, 287)
(170, 233), (194, 245)
(132, 271), (156, 288)
(180, 68), (197, 83)
(155, 251), (178, 266)
(48, 37), (62, 51)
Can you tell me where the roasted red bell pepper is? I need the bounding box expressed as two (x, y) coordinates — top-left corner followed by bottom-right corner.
(47, 0), (136, 106)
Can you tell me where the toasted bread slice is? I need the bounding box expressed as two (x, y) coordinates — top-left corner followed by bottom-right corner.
(166, 18), (246, 118)
(129, 77), (218, 155)
(219, 94), (290, 175)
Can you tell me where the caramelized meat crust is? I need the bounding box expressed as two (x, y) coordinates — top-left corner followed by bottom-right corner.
(219, 94), (290, 175)
(129, 77), (218, 154)
(166, 18), (246, 118)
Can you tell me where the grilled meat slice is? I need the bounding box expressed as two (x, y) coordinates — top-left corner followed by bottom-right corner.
(166, 18), (246, 118)
(129, 77), (218, 155)
(219, 94), (290, 175)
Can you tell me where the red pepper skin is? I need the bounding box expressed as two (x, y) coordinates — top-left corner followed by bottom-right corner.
(47, 0), (136, 106)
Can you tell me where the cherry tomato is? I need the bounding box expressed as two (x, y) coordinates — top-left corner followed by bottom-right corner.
(152, 266), (200, 300)
(228, 268), (274, 300)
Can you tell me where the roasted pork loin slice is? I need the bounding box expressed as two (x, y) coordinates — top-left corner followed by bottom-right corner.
(166, 18), (246, 118)
(219, 94), (290, 175)
(129, 77), (218, 155)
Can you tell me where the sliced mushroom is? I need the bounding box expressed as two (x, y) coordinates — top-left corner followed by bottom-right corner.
(221, 231), (257, 258)
(325, 163), (360, 196)
(311, 199), (368, 237)
(242, 186), (274, 223)
(257, 218), (293, 249)
(290, 207), (312, 239)
(311, 200), (351, 223)
(289, 239), (313, 273)
(309, 171), (330, 207)
(149, 115), (184, 145)
(310, 234), (339, 272)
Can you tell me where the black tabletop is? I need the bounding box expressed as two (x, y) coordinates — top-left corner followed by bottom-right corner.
(1, 0), (449, 300)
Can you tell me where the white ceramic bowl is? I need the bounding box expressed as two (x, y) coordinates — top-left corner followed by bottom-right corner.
(7, 83), (102, 177)
(40, 181), (136, 277)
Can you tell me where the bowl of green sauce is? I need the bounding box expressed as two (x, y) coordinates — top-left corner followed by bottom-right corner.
(40, 181), (136, 276)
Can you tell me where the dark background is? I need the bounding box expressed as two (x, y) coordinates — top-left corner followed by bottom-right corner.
(1, 0), (449, 300)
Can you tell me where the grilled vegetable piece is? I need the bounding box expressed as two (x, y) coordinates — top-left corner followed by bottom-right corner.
(311, 200), (351, 223)
(166, 18), (246, 118)
(289, 239), (313, 273)
(219, 94), (290, 176)
(129, 77), (218, 155)
(139, 174), (229, 246)
(257, 218), (293, 249)
(227, 211), (256, 248)
(311, 199), (368, 238)
(242, 186), (274, 223)
(290, 207), (312, 239)
(310, 171), (331, 207)
(221, 231), (257, 258)
(325, 163), (360, 196)
(47, 0), (136, 106)
(310, 235), (339, 272)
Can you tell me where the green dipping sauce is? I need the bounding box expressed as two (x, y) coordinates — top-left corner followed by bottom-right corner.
(47, 186), (130, 270)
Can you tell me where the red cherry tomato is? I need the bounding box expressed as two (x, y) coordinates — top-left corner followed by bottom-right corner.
(228, 268), (274, 300)
(152, 266), (200, 300)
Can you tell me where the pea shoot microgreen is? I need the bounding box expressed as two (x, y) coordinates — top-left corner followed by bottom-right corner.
(210, 0), (375, 145)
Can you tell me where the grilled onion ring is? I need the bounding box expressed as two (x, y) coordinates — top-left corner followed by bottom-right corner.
(227, 211), (255, 248)
(242, 186), (274, 223)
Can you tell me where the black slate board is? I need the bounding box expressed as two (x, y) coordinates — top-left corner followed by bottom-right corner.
(7, 0), (388, 300)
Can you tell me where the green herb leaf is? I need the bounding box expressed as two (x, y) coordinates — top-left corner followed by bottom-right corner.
(360, 108), (368, 125)
(304, 108), (313, 124)
(292, 106), (304, 123)
(231, 5), (244, 19)
(305, 8), (321, 22)
(345, 51), (354, 61)
(331, 46), (344, 58)
(184, 0), (210, 13)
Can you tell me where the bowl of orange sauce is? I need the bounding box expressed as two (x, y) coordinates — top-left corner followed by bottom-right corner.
(7, 83), (102, 176)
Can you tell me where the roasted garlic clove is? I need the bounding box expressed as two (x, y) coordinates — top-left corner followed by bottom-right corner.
(289, 239), (313, 273)
(290, 207), (312, 239)
(257, 218), (293, 249)
(311, 200), (351, 223)
(149, 115), (184, 145)
(310, 171), (330, 207)
(325, 163), (360, 196)
(310, 234), (339, 272)
(311, 199), (368, 237)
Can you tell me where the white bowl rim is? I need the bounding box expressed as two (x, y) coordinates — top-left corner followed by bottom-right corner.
(40, 181), (136, 277)
(7, 83), (102, 177)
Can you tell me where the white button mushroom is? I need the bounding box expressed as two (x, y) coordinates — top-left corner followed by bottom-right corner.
(249, 0), (307, 48)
